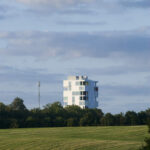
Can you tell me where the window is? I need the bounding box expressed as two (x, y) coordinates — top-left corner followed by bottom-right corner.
(79, 87), (84, 90)
(76, 81), (80, 86)
(79, 91), (88, 95)
(83, 91), (88, 95)
(63, 87), (68, 91)
(79, 101), (85, 105)
(82, 81), (86, 85)
(94, 87), (98, 91)
(72, 97), (75, 104)
(79, 102), (82, 105)
(80, 96), (88, 100)
(72, 91), (80, 95)
(72, 97), (75, 102)
(68, 82), (72, 90)
(83, 96), (88, 100)
(85, 82), (89, 85)
(79, 81), (89, 86)
(63, 97), (68, 100)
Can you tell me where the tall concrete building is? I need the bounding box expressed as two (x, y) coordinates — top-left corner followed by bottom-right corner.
(63, 76), (98, 108)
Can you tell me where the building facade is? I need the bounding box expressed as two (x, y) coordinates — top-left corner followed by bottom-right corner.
(63, 76), (98, 108)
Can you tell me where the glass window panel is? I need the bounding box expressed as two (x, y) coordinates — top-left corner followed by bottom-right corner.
(64, 97), (68, 100)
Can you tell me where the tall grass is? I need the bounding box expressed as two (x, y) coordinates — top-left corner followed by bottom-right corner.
(0, 126), (148, 150)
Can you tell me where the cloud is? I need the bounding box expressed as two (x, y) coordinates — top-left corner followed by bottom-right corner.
(57, 8), (97, 15)
(120, 0), (150, 8)
(75, 65), (150, 76)
(0, 65), (65, 84)
(15, 0), (124, 15)
(15, 0), (150, 15)
(57, 21), (106, 26)
(101, 85), (150, 96)
(0, 4), (8, 13)
(15, 0), (100, 16)
(0, 65), (64, 107)
(0, 90), (62, 108)
(0, 4), (20, 20)
(0, 30), (150, 61)
(0, 15), (4, 20)
(0, 4), (9, 20)
(100, 96), (150, 113)
(16, 0), (94, 5)
(16, 0), (96, 8)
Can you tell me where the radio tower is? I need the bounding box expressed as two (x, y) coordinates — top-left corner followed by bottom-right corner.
(38, 81), (40, 109)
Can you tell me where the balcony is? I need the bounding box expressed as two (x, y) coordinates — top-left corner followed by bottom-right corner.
(94, 87), (98, 92)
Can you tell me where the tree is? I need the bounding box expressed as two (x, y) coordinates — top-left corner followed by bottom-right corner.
(10, 119), (19, 128)
(29, 108), (44, 127)
(114, 113), (125, 126)
(101, 113), (115, 126)
(26, 116), (35, 127)
(146, 109), (150, 124)
(79, 117), (88, 126)
(93, 108), (104, 125)
(0, 102), (6, 111)
(43, 102), (66, 127)
(67, 118), (77, 126)
(44, 102), (64, 116)
(0, 103), (9, 128)
(9, 97), (27, 111)
(65, 105), (83, 126)
(140, 123), (150, 150)
(1, 99), (150, 129)
(8, 97), (28, 128)
(138, 111), (147, 125)
(125, 111), (138, 125)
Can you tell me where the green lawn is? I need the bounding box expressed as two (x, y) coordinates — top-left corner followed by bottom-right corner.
(0, 126), (148, 150)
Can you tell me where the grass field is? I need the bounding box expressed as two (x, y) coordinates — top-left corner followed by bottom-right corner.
(0, 126), (148, 150)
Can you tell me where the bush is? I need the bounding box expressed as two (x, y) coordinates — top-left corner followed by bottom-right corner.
(140, 124), (150, 150)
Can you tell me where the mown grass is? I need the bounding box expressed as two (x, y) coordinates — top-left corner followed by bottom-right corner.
(0, 126), (148, 150)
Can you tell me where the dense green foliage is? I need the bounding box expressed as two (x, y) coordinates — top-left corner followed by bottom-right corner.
(0, 97), (150, 128)
(0, 126), (148, 150)
(140, 124), (150, 150)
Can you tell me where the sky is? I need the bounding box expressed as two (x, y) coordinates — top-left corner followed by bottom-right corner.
(0, 0), (150, 113)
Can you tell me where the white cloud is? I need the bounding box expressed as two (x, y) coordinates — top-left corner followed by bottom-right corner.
(16, 0), (95, 8)
(15, 0), (150, 13)
(120, 0), (150, 8)
(0, 30), (150, 60)
(0, 32), (8, 38)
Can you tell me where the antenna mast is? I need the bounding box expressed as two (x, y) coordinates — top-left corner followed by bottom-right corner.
(38, 81), (40, 109)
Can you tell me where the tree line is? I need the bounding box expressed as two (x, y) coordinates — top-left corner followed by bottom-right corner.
(0, 97), (150, 129)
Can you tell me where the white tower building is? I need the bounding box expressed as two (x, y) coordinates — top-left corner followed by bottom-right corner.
(63, 76), (98, 108)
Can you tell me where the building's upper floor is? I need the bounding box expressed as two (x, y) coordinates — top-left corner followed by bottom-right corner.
(67, 76), (88, 80)
(63, 76), (98, 92)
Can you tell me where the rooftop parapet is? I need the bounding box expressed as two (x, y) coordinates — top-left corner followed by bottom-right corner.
(68, 76), (88, 80)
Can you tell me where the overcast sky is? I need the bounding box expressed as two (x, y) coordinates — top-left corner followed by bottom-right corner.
(0, 0), (150, 113)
